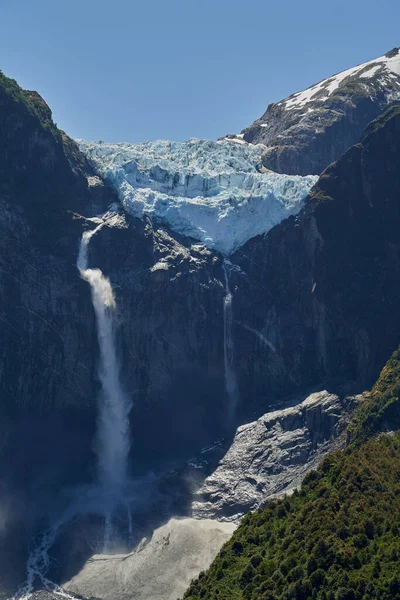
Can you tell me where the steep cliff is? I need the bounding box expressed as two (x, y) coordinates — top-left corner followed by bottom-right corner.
(0, 70), (119, 595)
(0, 72), (232, 596)
(228, 104), (400, 416)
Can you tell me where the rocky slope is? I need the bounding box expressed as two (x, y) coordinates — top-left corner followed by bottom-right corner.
(192, 391), (356, 521)
(228, 104), (400, 416)
(183, 348), (400, 600)
(224, 48), (400, 175)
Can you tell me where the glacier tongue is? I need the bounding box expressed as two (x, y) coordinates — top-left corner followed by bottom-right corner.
(78, 138), (317, 255)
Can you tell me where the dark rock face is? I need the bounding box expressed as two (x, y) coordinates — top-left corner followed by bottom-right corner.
(0, 71), (116, 596)
(237, 48), (400, 175)
(86, 217), (227, 467)
(229, 105), (400, 413)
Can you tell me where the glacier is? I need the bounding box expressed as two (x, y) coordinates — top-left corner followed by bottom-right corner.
(78, 138), (317, 255)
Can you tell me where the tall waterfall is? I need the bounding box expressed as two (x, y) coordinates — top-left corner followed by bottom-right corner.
(77, 222), (131, 546)
(222, 261), (239, 426)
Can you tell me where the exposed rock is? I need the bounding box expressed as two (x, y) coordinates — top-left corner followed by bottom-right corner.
(229, 105), (400, 413)
(192, 391), (357, 521)
(64, 518), (236, 600)
(229, 48), (400, 175)
(0, 71), (118, 596)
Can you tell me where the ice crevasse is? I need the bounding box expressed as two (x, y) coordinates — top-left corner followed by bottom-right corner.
(78, 138), (318, 255)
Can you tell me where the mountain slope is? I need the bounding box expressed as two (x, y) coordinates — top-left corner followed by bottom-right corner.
(183, 348), (400, 600)
(229, 104), (400, 409)
(225, 48), (400, 175)
(0, 69), (117, 596)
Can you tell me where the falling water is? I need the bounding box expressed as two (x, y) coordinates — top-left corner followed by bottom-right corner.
(11, 504), (80, 600)
(13, 217), (132, 598)
(77, 222), (131, 549)
(222, 260), (239, 426)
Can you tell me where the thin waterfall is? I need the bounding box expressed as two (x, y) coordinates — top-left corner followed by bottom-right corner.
(77, 222), (131, 549)
(222, 260), (239, 426)
(126, 501), (134, 548)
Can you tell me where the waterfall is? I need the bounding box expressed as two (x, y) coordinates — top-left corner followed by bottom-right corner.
(13, 216), (132, 598)
(222, 260), (239, 426)
(77, 222), (131, 548)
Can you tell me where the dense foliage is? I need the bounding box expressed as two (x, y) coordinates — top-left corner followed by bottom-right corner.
(0, 69), (59, 137)
(349, 347), (400, 444)
(184, 349), (400, 600)
(184, 435), (400, 600)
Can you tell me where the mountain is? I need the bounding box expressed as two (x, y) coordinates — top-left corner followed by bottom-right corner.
(228, 103), (400, 406)
(46, 88), (400, 600)
(1, 51), (400, 600)
(223, 48), (400, 175)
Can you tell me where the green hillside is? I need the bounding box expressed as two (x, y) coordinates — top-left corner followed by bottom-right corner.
(183, 349), (400, 600)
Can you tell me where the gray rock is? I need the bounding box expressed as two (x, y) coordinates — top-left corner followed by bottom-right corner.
(64, 518), (236, 600)
(192, 391), (357, 521)
(227, 48), (400, 175)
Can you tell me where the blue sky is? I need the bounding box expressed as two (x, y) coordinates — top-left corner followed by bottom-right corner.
(1, 0), (399, 143)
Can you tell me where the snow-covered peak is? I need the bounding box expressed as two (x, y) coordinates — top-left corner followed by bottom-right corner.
(279, 48), (400, 112)
(79, 139), (317, 255)
(223, 48), (400, 176)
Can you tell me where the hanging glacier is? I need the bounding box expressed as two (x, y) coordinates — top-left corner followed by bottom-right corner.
(78, 138), (318, 255)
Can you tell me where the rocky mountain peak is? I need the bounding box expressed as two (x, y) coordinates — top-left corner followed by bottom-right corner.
(222, 47), (400, 175)
(386, 46), (400, 58)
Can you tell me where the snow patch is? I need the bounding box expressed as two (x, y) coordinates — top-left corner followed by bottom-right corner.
(359, 65), (381, 79)
(279, 49), (400, 111)
(78, 139), (317, 255)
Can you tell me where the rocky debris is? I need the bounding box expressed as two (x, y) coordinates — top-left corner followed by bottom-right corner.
(27, 592), (93, 600)
(149, 223), (215, 275)
(64, 518), (236, 600)
(192, 391), (357, 521)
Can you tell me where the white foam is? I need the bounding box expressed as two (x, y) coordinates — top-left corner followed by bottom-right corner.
(78, 214), (132, 550)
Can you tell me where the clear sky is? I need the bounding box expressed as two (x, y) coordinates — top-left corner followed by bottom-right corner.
(1, 0), (399, 143)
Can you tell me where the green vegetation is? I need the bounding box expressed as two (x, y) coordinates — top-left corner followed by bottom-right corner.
(0, 69), (59, 137)
(183, 350), (400, 600)
(0, 68), (90, 224)
(349, 347), (400, 444)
